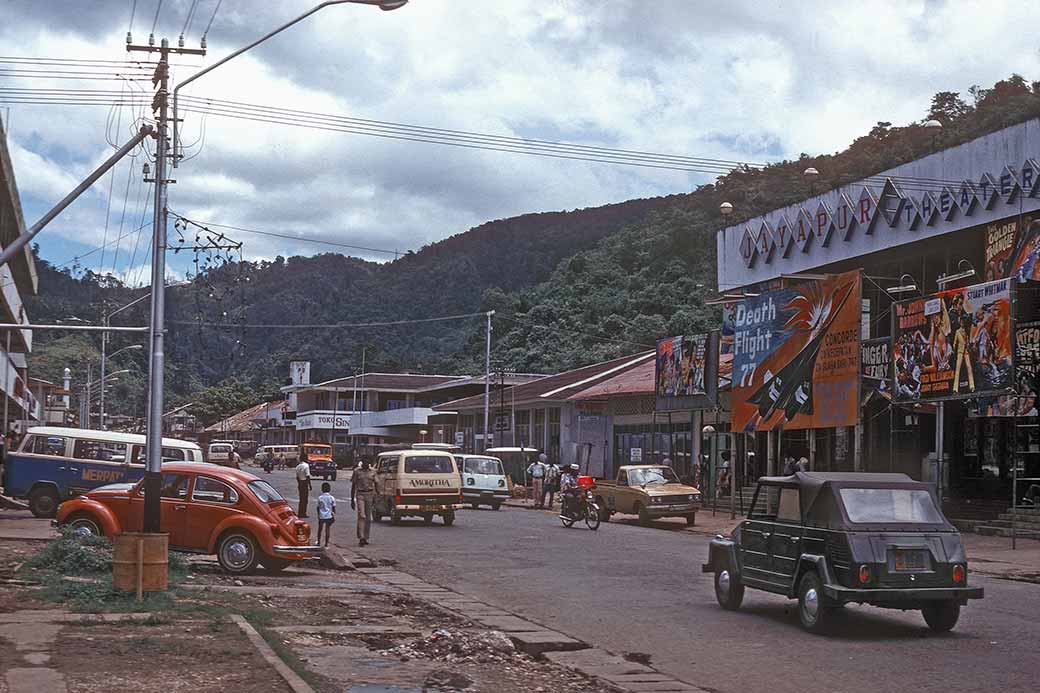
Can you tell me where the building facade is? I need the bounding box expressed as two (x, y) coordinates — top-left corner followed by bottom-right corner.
(716, 118), (1040, 510)
(1, 116), (40, 432)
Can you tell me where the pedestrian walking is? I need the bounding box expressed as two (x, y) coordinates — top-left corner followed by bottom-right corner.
(316, 482), (336, 547)
(231, 448), (242, 470)
(295, 455), (312, 518)
(351, 458), (378, 546)
(527, 454), (548, 508)
(543, 458), (560, 508)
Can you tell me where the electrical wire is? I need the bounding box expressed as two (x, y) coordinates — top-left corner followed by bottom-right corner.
(151, 0), (164, 34)
(128, 0), (138, 35)
(168, 210), (404, 257)
(181, 0), (200, 39)
(170, 311), (491, 330)
(497, 314), (656, 350)
(202, 0), (224, 40)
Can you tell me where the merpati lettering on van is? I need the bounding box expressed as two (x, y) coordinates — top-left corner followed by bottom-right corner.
(1, 426), (203, 519)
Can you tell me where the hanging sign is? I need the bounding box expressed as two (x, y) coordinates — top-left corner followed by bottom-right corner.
(731, 270), (862, 431)
(892, 278), (1013, 402)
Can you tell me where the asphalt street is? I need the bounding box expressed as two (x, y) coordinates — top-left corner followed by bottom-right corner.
(266, 467), (1039, 693)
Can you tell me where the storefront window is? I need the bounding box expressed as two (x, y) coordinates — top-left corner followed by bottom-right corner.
(548, 409), (561, 463)
(515, 410), (531, 448)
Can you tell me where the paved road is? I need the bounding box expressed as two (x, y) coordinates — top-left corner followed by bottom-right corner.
(264, 467), (1038, 693)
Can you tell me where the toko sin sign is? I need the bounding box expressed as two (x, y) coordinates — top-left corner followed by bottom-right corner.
(737, 159), (1040, 269)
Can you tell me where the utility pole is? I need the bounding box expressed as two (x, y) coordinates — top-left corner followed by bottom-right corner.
(483, 311), (493, 452)
(127, 37), (205, 533)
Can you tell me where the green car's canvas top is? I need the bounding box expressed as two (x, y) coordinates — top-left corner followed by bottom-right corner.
(754, 472), (953, 531)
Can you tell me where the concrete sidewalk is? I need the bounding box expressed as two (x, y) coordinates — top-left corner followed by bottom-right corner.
(0, 511), (56, 541)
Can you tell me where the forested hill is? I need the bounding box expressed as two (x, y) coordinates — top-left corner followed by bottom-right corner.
(25, 74), (1040, 423)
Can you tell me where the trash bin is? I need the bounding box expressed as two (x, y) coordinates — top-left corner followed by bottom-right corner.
(113, 532), (169, 595)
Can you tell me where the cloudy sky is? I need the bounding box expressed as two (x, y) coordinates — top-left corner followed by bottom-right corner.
(2, 0), (1039, 284)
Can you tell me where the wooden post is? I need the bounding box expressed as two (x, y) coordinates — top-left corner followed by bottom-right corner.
(135, 537), (144, 602)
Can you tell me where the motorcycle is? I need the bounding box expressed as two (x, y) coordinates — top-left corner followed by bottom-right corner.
(261, 456), (273, 473)
(560, 488), (601, 530)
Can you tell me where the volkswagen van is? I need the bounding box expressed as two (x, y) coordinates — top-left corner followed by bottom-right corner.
(455, 453), (509, 510)
(3, 426), (203, 517)
(372, 449), (462, 525)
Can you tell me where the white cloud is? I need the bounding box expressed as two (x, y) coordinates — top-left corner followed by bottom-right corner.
(2, 0), (1040, 279)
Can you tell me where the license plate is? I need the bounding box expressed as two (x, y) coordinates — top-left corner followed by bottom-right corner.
(893, 549), (929, 571)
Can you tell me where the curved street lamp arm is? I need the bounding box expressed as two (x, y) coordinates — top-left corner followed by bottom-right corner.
(173, 0), (356, 167)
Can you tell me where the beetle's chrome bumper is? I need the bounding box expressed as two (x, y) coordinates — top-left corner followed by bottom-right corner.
(271, 544), (325, 556)
(823, 584), (984, 603)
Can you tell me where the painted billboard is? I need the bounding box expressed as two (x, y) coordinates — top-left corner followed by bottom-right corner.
(970, 321), (1040, 417)
(731, 271), (861, 431)
(861, 337), (891, 394)
(655, 332), (718, 411)
(984, 213), (1040, 283)
(892, 278), (1013, 402)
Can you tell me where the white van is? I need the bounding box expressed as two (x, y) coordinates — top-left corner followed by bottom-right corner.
(455, 454), (509, 510)
(207, 441), (236, 466)
(373, 449), (462, 525)
(255, 445), (299, 468)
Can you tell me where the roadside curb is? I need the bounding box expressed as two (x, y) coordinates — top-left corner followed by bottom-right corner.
(231, 614), (315, 693)
(345, 551), (704, 693)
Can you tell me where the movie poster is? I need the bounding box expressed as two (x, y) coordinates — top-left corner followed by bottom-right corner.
(861, 337), (890, 394)
(731, 270), (862, 431)
(984, 214), (1040, 282)
(655, 333), (718, 411)
(719, 305), (734, 390)
(892, 278), (1013, 402)
(656, 335), (708, 397)
(969, 322), (1040, 417)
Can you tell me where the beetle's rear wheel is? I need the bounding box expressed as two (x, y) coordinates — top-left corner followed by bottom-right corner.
(217, 531), (259, 575)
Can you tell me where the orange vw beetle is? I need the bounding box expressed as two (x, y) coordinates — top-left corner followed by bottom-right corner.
(55, 463), (321, 574)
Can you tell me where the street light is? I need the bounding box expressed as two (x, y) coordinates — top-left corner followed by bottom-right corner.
(172, 0), (410, 168)
(719, 201), (734, 217)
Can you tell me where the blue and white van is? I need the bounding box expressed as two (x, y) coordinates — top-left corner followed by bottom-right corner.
(455, 454), (509, 510)
(2, 426), (203, 518)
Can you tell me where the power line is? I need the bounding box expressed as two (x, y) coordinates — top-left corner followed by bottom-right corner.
(497, 314), (656, 350)
(171, 311), (490, 330)
(151, 0), (164, 34)
(168, 210), (404, 257)
(202, 0), (224, 39)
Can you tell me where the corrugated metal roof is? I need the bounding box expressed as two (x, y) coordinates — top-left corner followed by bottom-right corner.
(568, 358), (655, 400)
(203, 400), (281, 433)
(435, 351), (654, 411)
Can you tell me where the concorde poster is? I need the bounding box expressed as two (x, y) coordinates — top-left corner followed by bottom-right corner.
(731, 270), (862, 431)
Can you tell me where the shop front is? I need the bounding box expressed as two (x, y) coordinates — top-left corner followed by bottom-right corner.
(716, 118), (1040, 510)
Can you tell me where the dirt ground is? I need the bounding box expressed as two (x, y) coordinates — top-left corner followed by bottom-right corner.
(0, 539), (617, 692)
(54, 620), (291, 693)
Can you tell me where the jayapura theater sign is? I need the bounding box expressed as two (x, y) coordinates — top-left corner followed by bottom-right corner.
(738, 159), (1040, 268)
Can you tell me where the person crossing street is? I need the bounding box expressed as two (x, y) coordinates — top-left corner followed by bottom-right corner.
(351, 458), (378, 546)
(295, 455), (312, 518)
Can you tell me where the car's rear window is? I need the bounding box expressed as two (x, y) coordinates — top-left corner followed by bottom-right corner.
(210, 445), (232, 453)
(839, 488), (943, 524)
(248, 480), (284, 504)
(464, 457), (503, 475)
(404, 455), (455, 474)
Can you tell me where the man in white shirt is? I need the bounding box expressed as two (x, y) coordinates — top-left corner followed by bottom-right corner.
(527, 454), (547, 509)
(295, 457), (312, 517)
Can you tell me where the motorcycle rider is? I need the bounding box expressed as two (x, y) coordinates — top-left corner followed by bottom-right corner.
(559, 463), (581, 517)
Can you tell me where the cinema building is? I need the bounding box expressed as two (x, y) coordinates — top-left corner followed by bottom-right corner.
(716, 118), (1040, 522)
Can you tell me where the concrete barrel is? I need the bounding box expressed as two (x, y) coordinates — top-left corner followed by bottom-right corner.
(112, 532), (169, 594)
